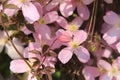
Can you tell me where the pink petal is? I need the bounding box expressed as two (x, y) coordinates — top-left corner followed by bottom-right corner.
(99, 73), (112, 80)
(60, 1), (75, 17)
(56, 16), (68, 29)
(104, 0), (113, 4)
(116, 42), (120, 53)
(82, 66), (100, 80)
(82, 0), (94, 5)
(10, 59), (30, 73)
(103, 27), (120, 45)
(58, 47), (73, 64)
(22, 2), (40, 23)
(97, 60), (111, 71)
(34, 23), (51, 41)
(77, 4), (90, 20)
(6, 38), (24, 59)
(56, 29), (72, 42)
(43, 11), (58, 24)
(73, 30), (87, 44)
(4, 9), (18, 16)
(74, 46), (90, 63)
(72, 17), (83, 28)
(103, 11), (119, 25)
(102, 48), (112, 58)
(45, 0), (59, 11)
(82, 66), (100, 78)
(33, 2), (43, 17)
(101, 23), (112, 34)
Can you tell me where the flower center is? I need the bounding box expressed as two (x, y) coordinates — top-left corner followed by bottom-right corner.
(39, 18), (45, 25)
(68, 24), (79, 32)
(109, 66), (119, 76)
(71, 41), (79, 49)
(19, 0), (26, 3)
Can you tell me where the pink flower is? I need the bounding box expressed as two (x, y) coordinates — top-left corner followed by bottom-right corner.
(33, 11), (58, 42)
(58, 30), (90, 64)
(6, 0), (40, 23)
(10, 41), (56, 80)
(103, 11), (120, 45)
(98, 59), (120, 80)
(0, 31), (24, 59)
(56, 16), (83, 34)
(82, 66), (100, 80)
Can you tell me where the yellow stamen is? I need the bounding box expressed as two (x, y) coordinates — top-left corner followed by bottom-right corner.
(68, 24), (79, 32)
(71, 41), (79, 49)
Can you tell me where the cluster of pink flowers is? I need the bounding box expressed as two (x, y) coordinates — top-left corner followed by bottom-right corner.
(1, 0), (120, 80)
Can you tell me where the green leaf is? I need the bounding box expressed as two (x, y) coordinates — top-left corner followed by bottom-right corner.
(26, 24), (35, 32)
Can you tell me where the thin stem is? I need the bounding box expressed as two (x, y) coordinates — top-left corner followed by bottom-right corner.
(87, 0), (96, 35)
(90, 0), (98, 40)
(37, 38), (57, 71)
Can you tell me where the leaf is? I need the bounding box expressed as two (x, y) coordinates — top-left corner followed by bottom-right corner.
(1, 13), (8, 23)
(4, 4), (19, 9)
(26, 24), (35, 32)
(42, 45), (49, 53)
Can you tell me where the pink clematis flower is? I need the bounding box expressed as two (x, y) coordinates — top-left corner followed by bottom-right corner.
(58, 30), (90, 64)
(10, 41), (56, 80)
(103, 11), (120, 45)
(33, 11), (58, 44)
(56, 16), (83, 34)
(98, 59), (120, 80)
(6, 0), (40, 23)
(82, 66), (100, 80)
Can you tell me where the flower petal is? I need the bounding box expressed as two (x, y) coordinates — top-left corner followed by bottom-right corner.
(58, 47), (73, 64)
(45, 0), (59, 11)
(5, 38), (24, 59)
(22, 2), (40, 23)
(73, 30), (87, 44)
(56, 16), (68, 29)
(74, 46), (90, 63)
(10, 59), (30, 73)
(116, 42), (120, 53)
(97, 60), (111, 71)
(103, 27), (120, 45)
(99, 73), (112, 80)
(82, 66), (100, 78)
(103, 11), (119, 25)
(72, 17), (83, 28)
(43, 11), (58, 24)
(60, 1), (75, 17)
(77, 4), (90, 20)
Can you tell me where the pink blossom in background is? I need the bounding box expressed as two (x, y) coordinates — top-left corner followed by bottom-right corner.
(82, 66), (100, 80)
(5, 0), (40, 23)
(103, 11), (120, 45)
(98, 59), (120, 80)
